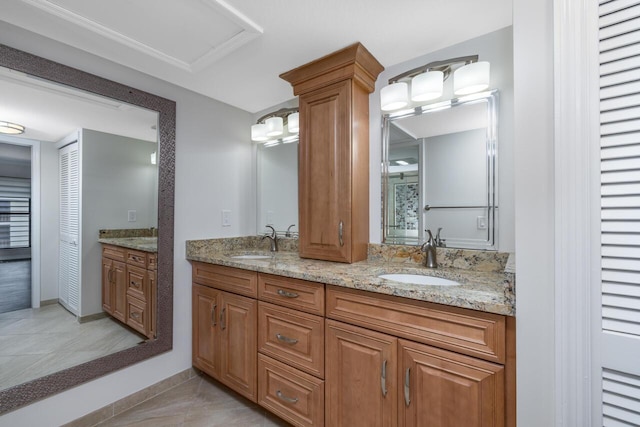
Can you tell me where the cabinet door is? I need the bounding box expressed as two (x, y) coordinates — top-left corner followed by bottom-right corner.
(399, 339), (504, 427)
(112, 260), (126, 323)
(298, 80), (353, 263)
(102, 258), (113, 314)
(325, 320), (397, 427)
(220, 291), (258, 402)
(192, 284), (221, 379)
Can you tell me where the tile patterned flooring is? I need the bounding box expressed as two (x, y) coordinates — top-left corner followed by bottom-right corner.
(95, 374), (291, 427)
(0, 304), (144, 390)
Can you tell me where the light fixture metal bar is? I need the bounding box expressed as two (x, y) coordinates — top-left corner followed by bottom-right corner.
(388, 55), (479, 84)
(255, 107), (299, 125)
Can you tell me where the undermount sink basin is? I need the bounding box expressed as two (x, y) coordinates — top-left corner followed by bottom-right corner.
(231, 254), (272, 260)
(378, 274), (460, 286)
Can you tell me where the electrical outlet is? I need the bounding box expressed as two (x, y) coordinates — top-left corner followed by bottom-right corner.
(222, 210), (231, 227)
(477, 216), (487, 230)
(128, 210), (137, 222)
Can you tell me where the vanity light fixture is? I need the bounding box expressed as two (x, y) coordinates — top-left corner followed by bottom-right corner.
(0, 121), (25, 134)
(251, 107), (299, 144)
(381, 55), (490, 112)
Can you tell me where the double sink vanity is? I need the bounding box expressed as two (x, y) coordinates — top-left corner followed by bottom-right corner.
(187, 40), (515, 427)
(186, 237), (515, 427)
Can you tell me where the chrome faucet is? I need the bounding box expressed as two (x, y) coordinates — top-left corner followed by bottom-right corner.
(285, 224), (296, 237)
(421, 229), (437, 268)
(262, 225), (279, 252)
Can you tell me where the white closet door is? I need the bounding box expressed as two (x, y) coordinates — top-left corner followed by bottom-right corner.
(59, 142), (80, 315)
(599, 1), (640, 424)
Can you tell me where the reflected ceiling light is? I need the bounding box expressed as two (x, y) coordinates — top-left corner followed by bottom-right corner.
(251, 107), (299, 144)
(150, 151), (157, 165)
(381, 55), (490, 112)
(454, 61), (490, 95)
(0, 121), (25, 135)
(381, 82), (409, 111)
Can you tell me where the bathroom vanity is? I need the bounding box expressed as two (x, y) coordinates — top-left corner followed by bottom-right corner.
(187, 240), (515, 427)
(100, 237), (158, 339)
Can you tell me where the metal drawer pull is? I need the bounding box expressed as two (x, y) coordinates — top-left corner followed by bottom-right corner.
(277, 289), (299, 298)
(404, 367), (411, 407)
(381, 359), (387, 397)
(131, 312), (140, 319)
(339, 220), (344, 247)
(211, 304), (217, 326)
(276, 334), (298, 345)
(131, 281), (139, 287)
(276, 390), (298, 404)
(220, 307), (226, 330)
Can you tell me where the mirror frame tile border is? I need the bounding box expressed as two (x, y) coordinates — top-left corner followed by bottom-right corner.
(0, 43), (175, 414)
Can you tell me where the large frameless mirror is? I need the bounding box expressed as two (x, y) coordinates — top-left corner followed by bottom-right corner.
(382, 90), (498, 250)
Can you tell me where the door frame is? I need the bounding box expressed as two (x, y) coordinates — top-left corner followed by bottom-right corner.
(0, 134), (41, 308)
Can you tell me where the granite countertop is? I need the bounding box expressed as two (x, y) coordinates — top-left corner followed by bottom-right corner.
(186, 241), (515, 316)
(99, 237), (158, 253)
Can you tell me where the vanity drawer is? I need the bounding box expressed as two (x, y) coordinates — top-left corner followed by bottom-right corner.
(192, 262), (257, 298)
(126, 295), (149, 336)
(258, 302), (325, 378)
(126, 265), (149, 302)
(148, 253), (157, 271)
(326, 286), (506, 363)
(103, 244), (126, 262)
(258, 354), (324, 427)
(258, 273), (324, 315)
(127, 249), (149, 269)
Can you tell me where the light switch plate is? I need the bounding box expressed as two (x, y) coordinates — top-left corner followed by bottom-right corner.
(476, 216), (487, 230)
(128, 210), (137, 222)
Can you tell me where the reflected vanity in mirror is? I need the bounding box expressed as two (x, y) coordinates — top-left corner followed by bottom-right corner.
(0, 44), (175, 414)
(382, 90), (498, 250)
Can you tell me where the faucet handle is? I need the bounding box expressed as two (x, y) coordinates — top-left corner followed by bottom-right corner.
(285, 224), (296, 237)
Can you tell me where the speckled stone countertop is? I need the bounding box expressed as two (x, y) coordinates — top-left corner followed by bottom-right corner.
(99, 237), (157, 253)
(186, 238), (515, 316)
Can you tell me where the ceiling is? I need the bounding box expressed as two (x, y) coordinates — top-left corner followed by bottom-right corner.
(1, 0), (512, 114)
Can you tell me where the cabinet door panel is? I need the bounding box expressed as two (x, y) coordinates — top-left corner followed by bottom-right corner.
(299, 80), (352, 263)
(399, 339), (504, 427)
(102, 258), (113, 314)
(192, 284), (220, 379)
(326, 319), (397, 427)
(112, 260), (127, 322)
(220, 292), (258, 402)
(126, 264), (148, 302)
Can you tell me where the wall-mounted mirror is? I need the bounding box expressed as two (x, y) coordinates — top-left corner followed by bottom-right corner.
(256, 139), (299, 235)
(382, 90), (498, 250)
(0, 44), (175, 414)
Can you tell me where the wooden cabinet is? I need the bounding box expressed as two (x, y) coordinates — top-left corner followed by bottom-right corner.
(101, 244), (156, 338)
(325, 320), (397, 427)
(398, 339), (504, 427)
(281, 43), (384, 263)
(192, 263), (258, 402)
(102, 257), (126, 322)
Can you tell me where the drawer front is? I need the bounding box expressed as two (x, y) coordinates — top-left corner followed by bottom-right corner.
(192, 262), (257, 298)
(326, 286), (506, 363)
(127, 249), (149, 269)
(126, 265), (149, 302)
(102, 245), (126, 262)
(258, 354), (324, 427)
(148, 253), (157, 271)
(258, 302), (325, 378)
(127, 296), (149, 336)
(258, 273), (324, 315)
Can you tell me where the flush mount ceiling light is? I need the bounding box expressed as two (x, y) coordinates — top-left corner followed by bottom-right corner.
(251, 107), (299, 145)
(381, 55), (490, 112)
(0, 121), (25, 135)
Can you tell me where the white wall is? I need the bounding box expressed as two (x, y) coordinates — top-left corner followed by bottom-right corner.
(370, 26), (515, 252)
(80, 129), (158, 317)
(40, 141), (59, 302)
(0, 21), (254, 426)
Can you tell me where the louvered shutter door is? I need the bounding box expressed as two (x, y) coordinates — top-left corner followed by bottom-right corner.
(599, 1), (640, 424)
(58, 142), (79, 314)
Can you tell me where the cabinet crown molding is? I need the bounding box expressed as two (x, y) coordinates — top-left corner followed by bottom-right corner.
(280, 42), (384, 95)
